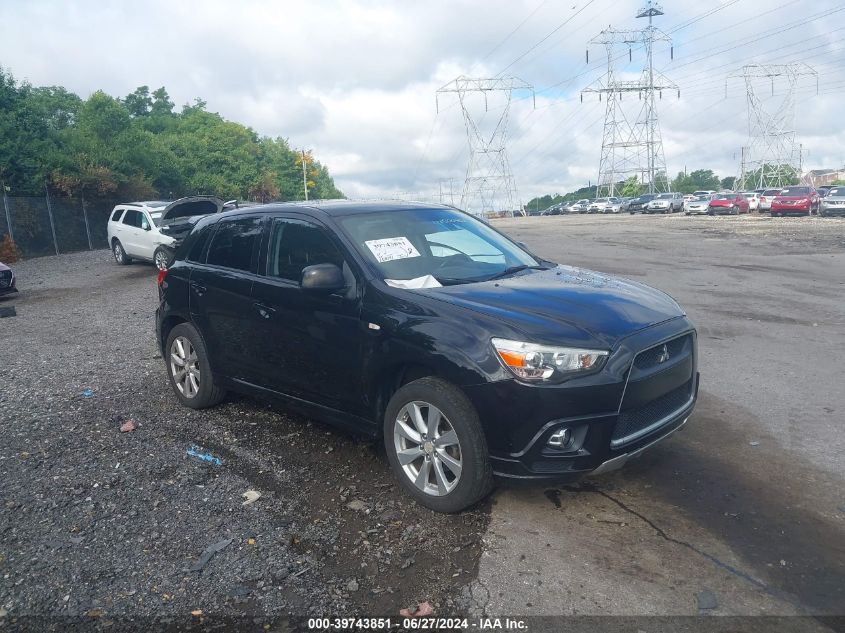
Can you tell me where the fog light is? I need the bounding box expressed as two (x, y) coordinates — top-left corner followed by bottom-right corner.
(547, 428), (572, 448)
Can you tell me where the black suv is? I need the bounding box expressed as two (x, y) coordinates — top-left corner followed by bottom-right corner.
(156, 201), (698, 512)
(627, 194), (657, 214)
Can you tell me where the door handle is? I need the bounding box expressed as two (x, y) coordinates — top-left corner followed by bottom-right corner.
(254, 302), (276, 319)
(190, 282), (207, 296)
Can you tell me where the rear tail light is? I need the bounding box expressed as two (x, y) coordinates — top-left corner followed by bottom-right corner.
(157, 268), (168, 287)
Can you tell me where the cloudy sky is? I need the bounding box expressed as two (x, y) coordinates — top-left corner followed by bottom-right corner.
(2, 0), (844, 202)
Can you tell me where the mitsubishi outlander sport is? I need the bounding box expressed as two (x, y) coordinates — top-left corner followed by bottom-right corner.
(156, 201), (698, 512)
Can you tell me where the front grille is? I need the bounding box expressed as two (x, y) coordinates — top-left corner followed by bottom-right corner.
(612, 379), (693, 445)
(634, 335), (690, 370)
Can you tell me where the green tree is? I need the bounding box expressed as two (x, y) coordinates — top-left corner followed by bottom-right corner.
(124, 86), (152, 117)
(721, 176), (737, 190)
(621, 176), (642, 197)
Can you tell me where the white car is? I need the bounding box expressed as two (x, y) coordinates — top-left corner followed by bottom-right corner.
(107, 197), (231, 270)
(107, 201), (175, 270)
(741, 192), (760, 211)
(684, 194), (713, 215)
(682, 194), (696, 210)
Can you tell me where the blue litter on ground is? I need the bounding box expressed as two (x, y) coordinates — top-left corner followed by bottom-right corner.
(82, 389), (94, 398)
(186, 445), (223, 467)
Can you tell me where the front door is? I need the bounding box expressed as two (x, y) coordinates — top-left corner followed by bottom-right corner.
(250, 216), (366, 416)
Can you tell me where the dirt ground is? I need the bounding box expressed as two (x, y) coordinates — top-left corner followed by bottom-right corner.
(1, 211), (843, 631)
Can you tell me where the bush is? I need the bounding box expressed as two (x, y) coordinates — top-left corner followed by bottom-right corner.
(0, 234), (21, 263)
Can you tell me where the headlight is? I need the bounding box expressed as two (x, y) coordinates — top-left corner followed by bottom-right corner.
(491, 338), (609, 381)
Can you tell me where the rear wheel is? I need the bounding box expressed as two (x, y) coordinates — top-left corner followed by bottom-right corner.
(165, 323), (226, 409)
(113, 240), (131, 265)
(384, 377), (493, 513)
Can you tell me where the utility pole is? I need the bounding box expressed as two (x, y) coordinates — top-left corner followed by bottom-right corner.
(727, 63), (816, 189)
(437, 76), (534, 218)
(582, 1), (677, 196)
(301, 149), (309, 201)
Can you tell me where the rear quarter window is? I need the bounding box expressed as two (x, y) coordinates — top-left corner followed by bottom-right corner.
(111, 209), (123, 222)
(205, 216), (264, 272)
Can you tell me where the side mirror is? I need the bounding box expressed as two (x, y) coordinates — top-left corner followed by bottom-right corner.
(301, 263), (346, 292)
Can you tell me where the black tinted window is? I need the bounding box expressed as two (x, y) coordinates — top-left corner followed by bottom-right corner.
(111, 209), (123, 222)
(122, 210), (143, 227)
(185, 222), (214, 263)
(206, 216), (263, 272)
(268, 218), (344, 281)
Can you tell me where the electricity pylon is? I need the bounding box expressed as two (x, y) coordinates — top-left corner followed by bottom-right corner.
(437, 76), (534, 217)
(729, 63), (817, 190)
(582, 1), (677, 196)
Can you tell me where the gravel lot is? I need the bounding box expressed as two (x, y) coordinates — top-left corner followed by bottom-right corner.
(0, 250), (488, 629)
(1, 211), (843, 630)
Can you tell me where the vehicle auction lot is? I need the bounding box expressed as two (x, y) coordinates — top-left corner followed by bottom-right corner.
(1, 213), (843, 624)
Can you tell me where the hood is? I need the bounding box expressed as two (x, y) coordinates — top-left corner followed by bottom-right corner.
(160, 196), (226, 222)
(0, 262), (10, 272)
(428, 266), (684, 349)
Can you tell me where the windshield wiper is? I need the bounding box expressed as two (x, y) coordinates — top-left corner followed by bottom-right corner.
(485, 264), (548, 281)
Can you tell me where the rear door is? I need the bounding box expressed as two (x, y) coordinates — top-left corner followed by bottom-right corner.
(250, 214), (367, 415)
(189, 215), (265, 381)
(119, 210), (146, 257)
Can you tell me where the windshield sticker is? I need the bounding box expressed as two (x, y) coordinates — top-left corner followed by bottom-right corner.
(364, 237), (421, 263)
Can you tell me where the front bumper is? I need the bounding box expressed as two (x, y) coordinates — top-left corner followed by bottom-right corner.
(821, 204), (845, 216)
(771, 204), (810, 213)
(464, 319), (698, 482)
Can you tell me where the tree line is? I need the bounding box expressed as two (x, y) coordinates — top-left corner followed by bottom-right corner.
(0, 68), (343, 202)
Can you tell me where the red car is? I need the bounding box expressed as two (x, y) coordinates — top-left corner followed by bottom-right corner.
(708, 192), (750, 215)
(770, 186), (819, 217)
(0, 261), (17, 297)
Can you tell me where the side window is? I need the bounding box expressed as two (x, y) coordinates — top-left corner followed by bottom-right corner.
(111, 209), (123, 222)
(122, 210), (142, 227)
(140, 213), (151, 231)
(268, 218), (344, 282)
(185, 222), (213, 263)
(206, 216), (263, 272)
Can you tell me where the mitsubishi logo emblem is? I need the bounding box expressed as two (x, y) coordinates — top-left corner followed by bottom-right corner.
(657, 344), (670, 364)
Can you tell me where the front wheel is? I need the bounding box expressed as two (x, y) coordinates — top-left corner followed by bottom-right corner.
(384, 377), (493, 513)
(154, 246), (173, 271)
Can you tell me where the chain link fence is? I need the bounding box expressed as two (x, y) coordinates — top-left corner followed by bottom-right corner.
(1, 193), (119, 259)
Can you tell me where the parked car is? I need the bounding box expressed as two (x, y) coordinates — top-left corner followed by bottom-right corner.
(645, 192), (683, 214)
(108, 197), (235, 270)
(571, 199), (591, 213)
(770, 186), (819, 217)
(741, 192), (760, 211)
(708, 192), (750, 215)
(758, 188), (782, 212)
(682, 194), (696, 210)
(156, 201), (698, 512)
(816, 186), (833, 198)
(627, 194), (657, 214)
(684, 195), (713, 215)
(820, 185), (845, 216)
(0, 261), (17, 297)
(588, 197), (621, 213)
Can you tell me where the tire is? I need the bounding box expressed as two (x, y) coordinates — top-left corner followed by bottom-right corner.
(165, 323), (226, 409)
(154, 246), (174, 271)
(113, 239), (131, 265)
(772, 212), (780, 218)
(384, 377), (493, 513)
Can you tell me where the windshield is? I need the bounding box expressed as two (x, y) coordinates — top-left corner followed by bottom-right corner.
(714, 194), (733, 200)
(693, 196), (710, 202)
(780, 187), (810, 196)
(656, 193), (673, 199)
(829, 187), (844, 197)
(337, 208), (542, 285)
(150, 212), (163, 227)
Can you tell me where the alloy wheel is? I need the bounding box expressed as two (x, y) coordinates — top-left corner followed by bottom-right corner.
(114, 243), (124, 263)
(155, 250), (169, 271)
(170, 336), (200, 398)
(393, 401), (462, 496)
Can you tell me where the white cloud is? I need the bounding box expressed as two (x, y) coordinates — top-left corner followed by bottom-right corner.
(2, 0), (843, 201)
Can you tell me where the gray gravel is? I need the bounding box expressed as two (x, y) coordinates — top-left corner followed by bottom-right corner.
(0, 250), (489, 626)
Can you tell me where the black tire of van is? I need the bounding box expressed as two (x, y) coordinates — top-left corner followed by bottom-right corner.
(384, 377), (493, 513)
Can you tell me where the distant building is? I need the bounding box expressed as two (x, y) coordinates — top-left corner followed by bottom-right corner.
(802, 168), (845, 187)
